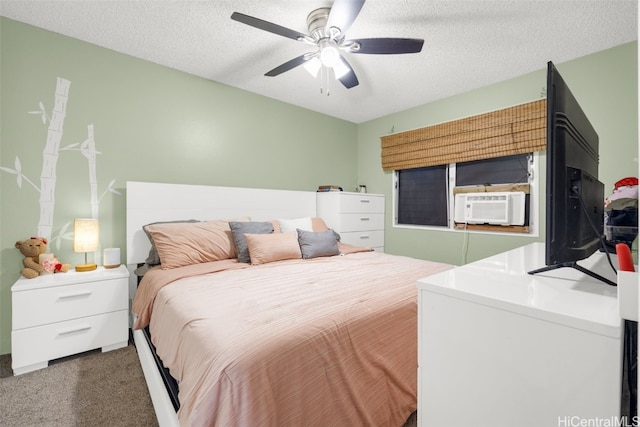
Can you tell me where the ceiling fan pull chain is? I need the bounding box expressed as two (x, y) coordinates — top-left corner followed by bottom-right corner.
(319, 65), (330, 96)
(325, 67), (331, 96)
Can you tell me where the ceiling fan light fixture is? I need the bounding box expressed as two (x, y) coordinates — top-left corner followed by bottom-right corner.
(332, 59), (350, 79)
(303, 56), (322, 77)
(319, 40), (340, 67)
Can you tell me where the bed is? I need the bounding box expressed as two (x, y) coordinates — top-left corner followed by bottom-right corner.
(127, 181), (453, 426)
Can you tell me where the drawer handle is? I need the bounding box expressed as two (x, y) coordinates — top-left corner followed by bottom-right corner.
(58, 291), (93, 299)
(359, 235), (371, 239)
(360, 217), (371, 221)
(57, 324), (92, 335)
(359, 199), (371, 203)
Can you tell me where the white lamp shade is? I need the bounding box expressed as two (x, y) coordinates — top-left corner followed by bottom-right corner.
(303, 57), (322, 78)
(319, 43), (340, 67)
(332, 59), (350, 79)
(73, 218), (99, 253)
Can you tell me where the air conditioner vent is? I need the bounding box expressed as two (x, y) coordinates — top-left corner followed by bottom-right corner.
(454, 191), (526, 226)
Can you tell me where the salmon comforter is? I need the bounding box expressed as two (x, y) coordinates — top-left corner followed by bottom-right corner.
(132, 248), (452, 426)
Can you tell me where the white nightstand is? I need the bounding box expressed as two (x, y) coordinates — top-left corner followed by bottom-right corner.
(11, 265), (129, 375)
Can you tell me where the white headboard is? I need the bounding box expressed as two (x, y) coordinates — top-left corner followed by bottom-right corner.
(126, 181), (317, 265)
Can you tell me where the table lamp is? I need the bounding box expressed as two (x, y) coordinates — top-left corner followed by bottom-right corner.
(74, 218), (99, 272)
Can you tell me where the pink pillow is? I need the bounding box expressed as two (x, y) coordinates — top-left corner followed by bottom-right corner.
(269, 217), (328, 233)
(311, 217), (329, 232)
(245, 232), (302, 265)
(146, 220), (239, 269)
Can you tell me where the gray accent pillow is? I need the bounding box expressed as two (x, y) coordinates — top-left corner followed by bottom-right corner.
(297, 228), (340, 259)
(134, 263), (150, 277)
(229, 221), (274, 263)
(143, 219), (199, 265)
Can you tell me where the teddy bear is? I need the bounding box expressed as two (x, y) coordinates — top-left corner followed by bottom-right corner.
(15, 237), (70, 279)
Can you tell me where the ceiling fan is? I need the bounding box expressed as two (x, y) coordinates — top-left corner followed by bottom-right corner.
(230, 0), (424, 90)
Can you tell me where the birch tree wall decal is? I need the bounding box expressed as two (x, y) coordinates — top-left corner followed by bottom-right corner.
(82, 124), (100, 219)
(0, 77), (70, 241)
(56, 126), (121, 252)
(0, 157), (39, 191)
(37, 77), (71, 240)
(0, 76), (121, 252)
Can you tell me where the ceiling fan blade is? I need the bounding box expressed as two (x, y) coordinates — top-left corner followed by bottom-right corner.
(231, 12), (308, 41)
(337, 56), (359, 89)
(327, 0), (366, 35)
(348, 38), (425, 54)
(265, 54), (311, 77)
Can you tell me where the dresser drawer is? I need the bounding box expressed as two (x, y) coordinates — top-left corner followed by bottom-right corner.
(335, 194), (384, 214)
(317, 192), (384, 215)
(11, 310), (128, 371)
(337, 213), (385, 231)
(340, 230), (384, 249)
(12, 278), (128, 330)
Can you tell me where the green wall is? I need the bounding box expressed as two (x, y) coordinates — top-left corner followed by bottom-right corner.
(358, 41), (638, 265)
(0, 17), (637, 356)
(0, 18), (357, 354)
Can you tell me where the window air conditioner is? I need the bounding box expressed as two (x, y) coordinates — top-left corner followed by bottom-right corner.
(454, 192), (526, 226)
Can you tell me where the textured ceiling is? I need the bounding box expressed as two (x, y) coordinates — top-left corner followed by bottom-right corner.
(0, 1), (637, 123)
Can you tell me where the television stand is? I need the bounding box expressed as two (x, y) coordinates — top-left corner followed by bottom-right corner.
(528, 261), (617, 287)
(417, 242), (622, 427)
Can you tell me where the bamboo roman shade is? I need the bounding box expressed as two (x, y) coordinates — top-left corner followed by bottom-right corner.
(381, 99), (546, 171)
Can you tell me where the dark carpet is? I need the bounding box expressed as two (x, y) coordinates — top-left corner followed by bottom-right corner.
(0, 345), (158, 426)
(0, 343), (417, 427)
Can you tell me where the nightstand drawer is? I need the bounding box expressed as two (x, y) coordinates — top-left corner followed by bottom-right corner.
(12, 278), (128, 330)
(340, 230), (384, 249)
(338, 213), (384, 231)
(11, 310), (128, 371)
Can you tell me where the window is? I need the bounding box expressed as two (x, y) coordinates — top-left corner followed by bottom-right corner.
(456, 154), (531, 187)
(397, 165), (448, 226)
(394, 153), (536, 233)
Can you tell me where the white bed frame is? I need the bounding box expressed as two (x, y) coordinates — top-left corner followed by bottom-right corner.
(126, 181), (317, 426)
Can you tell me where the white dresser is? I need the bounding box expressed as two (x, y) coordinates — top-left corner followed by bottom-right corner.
(316, 191), (385, 252)
(416, 243), (622, 427)
(11, 265), (129, 375)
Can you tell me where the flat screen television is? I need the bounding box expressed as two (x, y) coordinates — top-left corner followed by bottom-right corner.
(529, 61), (615, 286)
